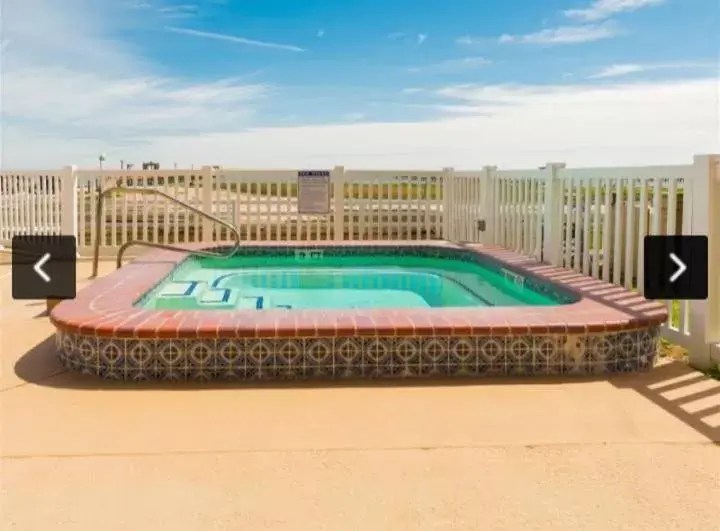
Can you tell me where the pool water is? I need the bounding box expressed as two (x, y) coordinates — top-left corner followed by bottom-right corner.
(139, 253), (560, 310)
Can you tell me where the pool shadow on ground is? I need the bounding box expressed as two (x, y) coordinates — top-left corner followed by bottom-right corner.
(13, 334), (720, 443)
(11, 335), (67, 386)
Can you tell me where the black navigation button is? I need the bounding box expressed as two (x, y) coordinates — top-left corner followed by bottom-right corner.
(12, 236), (77, 300)
(644, 236), (707, 300)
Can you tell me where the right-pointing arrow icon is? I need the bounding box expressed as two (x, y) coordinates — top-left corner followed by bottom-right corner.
(669, 252), (687, 283)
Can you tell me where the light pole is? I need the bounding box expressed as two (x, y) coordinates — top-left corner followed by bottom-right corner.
(95, 154), (107, 192)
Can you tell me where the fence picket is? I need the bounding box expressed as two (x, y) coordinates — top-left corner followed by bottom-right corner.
(1, 157), (717, 367)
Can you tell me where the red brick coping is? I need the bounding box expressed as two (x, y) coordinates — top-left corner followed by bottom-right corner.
(50, 241), (668, 339)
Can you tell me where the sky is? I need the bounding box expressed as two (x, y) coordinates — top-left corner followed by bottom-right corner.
(0, 0), (718, 169)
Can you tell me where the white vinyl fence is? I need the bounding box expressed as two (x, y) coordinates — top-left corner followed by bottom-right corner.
(1, 155), (718, 369)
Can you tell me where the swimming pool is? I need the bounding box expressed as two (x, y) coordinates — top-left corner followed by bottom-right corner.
(139, 253), (562, 311)
(50, 241), (667, 381)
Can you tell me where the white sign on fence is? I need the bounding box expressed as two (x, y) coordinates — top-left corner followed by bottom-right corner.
(297, 170), (331, 214)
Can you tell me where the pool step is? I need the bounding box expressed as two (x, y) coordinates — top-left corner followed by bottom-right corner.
(152, 282), (269, 310)
(156, 280), (205, 298)
(198, 289), (266, 309)
(197, 288), (239, 308)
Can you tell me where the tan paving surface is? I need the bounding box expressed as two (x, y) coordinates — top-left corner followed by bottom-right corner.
(1, 261), (719, 530)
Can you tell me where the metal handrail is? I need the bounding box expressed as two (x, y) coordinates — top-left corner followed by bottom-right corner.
(91, 186), (241, 278)
(0, 242), (65, 258)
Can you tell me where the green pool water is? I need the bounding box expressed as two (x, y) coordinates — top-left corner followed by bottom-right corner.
(139, 253), (562, 310)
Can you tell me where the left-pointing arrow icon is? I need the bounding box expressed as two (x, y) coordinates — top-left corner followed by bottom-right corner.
(669, 252), (687, 283)
(33, 252), (52, 283)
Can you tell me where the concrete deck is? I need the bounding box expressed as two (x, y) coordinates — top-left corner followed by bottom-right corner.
(1, 260), (719, 530)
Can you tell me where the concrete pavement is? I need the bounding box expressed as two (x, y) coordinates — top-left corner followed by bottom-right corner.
(1, 261), (718, 530)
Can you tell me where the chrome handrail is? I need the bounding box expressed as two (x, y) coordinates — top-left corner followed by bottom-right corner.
(0, 242), (65, 258)
(91, 186), (241, 278)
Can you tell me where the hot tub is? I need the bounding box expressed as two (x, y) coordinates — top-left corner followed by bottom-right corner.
(50, 241), (668, 381)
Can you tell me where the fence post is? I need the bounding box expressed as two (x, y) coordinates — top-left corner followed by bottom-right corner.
(709, 156), (720, 366)
(441, 167), (454, 240)
(541, 162), (565, 265)
(332, 165), (345, 240)
(201, 165), (214, 242)
(685, 155), (720, 369)
(60, 165), (78, 241)
(707, 156), (720, 347)
(483, 166), (497, 245)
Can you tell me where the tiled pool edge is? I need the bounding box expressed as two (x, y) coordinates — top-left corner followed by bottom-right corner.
(51, 241), (669, 381)
(56, 327), (659, 381)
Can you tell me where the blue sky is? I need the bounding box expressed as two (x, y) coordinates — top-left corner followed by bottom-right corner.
(119, 0), (716, 125)
(1, 0), (718, 167)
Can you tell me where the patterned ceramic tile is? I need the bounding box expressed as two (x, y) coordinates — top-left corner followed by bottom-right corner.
(334, 337), (363, 365)
(56, 325), (660, 381)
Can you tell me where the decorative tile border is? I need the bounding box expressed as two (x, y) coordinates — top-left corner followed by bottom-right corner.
(56, 326), (660, 381)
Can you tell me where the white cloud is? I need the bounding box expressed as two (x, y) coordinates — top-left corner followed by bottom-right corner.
(401, 88), (425, 94)
(456, 36), (489, 45)
(407, 56), (492, 73)
(5, 78), (717, 169)
(441, 56), (492, 67)
(2, 0), (718, 170)
(592, 64), (646, 77)
(317, 29), (325, 38)
(1, 0), (269, 158)
(157, 4), (198, 19)
(123, 1), (202, 21)
(564, 0), (666, 22)
(5, 67), (267, 132)
(588, 61), (716, 78)
(165, 27), (305, 52)
(387, 32), (427, 45)
(499, 23), (619, 44)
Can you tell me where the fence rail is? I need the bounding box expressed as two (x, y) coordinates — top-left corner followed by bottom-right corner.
(1, 155), (718, 369)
